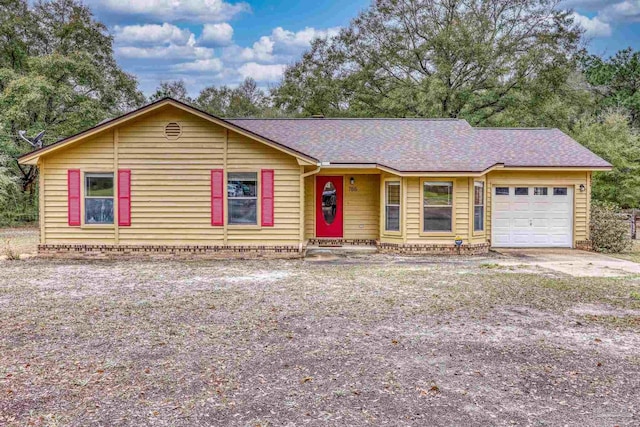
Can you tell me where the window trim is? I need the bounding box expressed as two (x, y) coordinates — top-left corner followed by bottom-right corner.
(473, 180), (485, 233)
(226, 170), (262, 228)
(81, 171), (115, 228)
(420, 178), (455, 237)
(384, 180), (402, 233)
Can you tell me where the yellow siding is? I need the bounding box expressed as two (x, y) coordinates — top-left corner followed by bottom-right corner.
(343, 174), (379, 240)
(42, 105), (302, 246)
(39, 103), (593, 249)
(304, 175), (314, 239)
(117, 108), (225, 245)
(485, 170), (590, 244)
(304, 173), (380, 240)
(404, 176), (470, 244)
(42, 132), (115, 244)
(226, 131), (301, 245)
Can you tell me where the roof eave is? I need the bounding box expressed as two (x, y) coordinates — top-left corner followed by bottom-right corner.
(18, 98), (319, 165)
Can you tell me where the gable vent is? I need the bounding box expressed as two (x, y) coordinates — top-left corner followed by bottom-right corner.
(164, 122), (182, 140)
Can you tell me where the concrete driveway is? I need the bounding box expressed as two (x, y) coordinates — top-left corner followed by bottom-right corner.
(492, 248), (640, 277)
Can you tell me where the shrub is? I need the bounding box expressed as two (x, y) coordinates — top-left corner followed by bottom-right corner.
(590, 201), (632, 253)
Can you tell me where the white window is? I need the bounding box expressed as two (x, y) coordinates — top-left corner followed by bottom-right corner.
(474, 181), (484, 232)
(227, 172), (257, 225)
(385, 181), (401, 232)
(515, 187), (529, 196)
(554, 187), (568, 196)
(423, 181), (453, 232)
(85, 173), (114, 224)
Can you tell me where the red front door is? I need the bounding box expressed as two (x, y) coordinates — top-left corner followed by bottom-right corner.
(316, 176), (343, 238)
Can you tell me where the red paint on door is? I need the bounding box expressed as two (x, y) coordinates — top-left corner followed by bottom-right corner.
(316, 176), (343, 238)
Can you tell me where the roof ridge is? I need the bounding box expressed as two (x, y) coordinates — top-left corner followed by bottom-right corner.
(475, 127), (555, 130)
(226, 117), (464, 121)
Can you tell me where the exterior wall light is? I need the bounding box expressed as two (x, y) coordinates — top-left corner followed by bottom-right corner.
(350, 177), (355, 185)
(579, 184), (586, 192)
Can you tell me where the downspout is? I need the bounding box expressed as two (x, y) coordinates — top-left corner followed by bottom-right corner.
(299, 165), (322, 254)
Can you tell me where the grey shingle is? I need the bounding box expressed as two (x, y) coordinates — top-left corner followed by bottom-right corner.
(228, 118), (611, 172)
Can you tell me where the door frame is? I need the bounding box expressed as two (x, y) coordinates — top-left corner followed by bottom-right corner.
(315, 175), (344, 238)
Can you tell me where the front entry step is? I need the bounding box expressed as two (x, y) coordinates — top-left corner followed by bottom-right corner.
(305, 244), (379, 260)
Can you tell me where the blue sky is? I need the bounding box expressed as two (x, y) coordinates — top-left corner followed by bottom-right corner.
(81, 0), (640, 97)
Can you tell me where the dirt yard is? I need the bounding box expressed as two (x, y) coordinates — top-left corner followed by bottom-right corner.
(1, 251), (640, 426)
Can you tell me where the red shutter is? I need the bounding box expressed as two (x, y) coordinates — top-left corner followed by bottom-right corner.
(211, 169), (224, 226)
(118, 169), (131, 226)
(261, 169), (274, 227)
(67, 169), (81, 226)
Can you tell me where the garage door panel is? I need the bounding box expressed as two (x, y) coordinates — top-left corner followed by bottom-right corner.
(492, 186), (573, 248)
(513, 218), (531, 228)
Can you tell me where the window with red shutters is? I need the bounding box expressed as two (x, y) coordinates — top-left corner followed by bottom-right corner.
(211, 169), (224, 226)
(261, 169), (274, 227)
(67, 169), (81, 226)
(118, 170), (131, 226)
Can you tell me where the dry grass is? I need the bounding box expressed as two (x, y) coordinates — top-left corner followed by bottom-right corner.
(1, 255), (640, 426)
(0, 225), (38, 260)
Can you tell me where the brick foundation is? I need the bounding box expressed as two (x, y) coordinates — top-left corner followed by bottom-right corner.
(38, 244), (304, 260)
(377, 242), (490, 255)
(575, 240), (593, 251)
(307, 238), (377, 247)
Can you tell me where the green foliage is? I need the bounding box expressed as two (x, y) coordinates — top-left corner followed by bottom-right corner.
(195, 78), (273, 117)
(590, 201), (632, 253)
(149, 80), (191, 103)
(582, 48), (640, 128)
(572, 111), (640, 208)
(272, 0), (583, 123)
(0, 0), (143, 215)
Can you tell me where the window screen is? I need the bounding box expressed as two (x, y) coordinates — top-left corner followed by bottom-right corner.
(85, 173), (114, 224)
(385, 181), (401, 232)
(423, 181), (453, 232)
(228, 172), (258, 225)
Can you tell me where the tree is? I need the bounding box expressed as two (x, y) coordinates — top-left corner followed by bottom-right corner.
(149, 80), (191, 103)
(582, 48), (640, 128)
(0, 0), (143, 194)
(272, 0), (583, 123)
(195, 78), (269, 117)
(572, 111), (640, 209)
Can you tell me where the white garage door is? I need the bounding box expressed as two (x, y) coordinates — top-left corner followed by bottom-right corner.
(492, 186), (573, 248)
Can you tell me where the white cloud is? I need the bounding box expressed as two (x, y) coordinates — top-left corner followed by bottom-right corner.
(114, 23), (193, 46)
(239, 36), (275, 62)
(238, 62), (286, 82)
(601, 1), (640, 23)
(200, 23), (234, 46)
(572, 12), (612, 37)
(270, 26), (340, 51)
(172, 58), (224, 73)
(561, 0), (614, 8)
(223, 26), (340, 64)
(90, 0), (250, 23)
(116, 43), (214, 60)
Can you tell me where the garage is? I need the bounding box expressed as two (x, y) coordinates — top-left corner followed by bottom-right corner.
(491, 185), (573, 248)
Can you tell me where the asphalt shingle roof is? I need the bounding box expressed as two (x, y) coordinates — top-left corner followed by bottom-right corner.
(228, 118), (611, 172)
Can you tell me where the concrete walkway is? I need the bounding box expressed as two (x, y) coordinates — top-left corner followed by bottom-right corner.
(492, 248), (640, 277)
